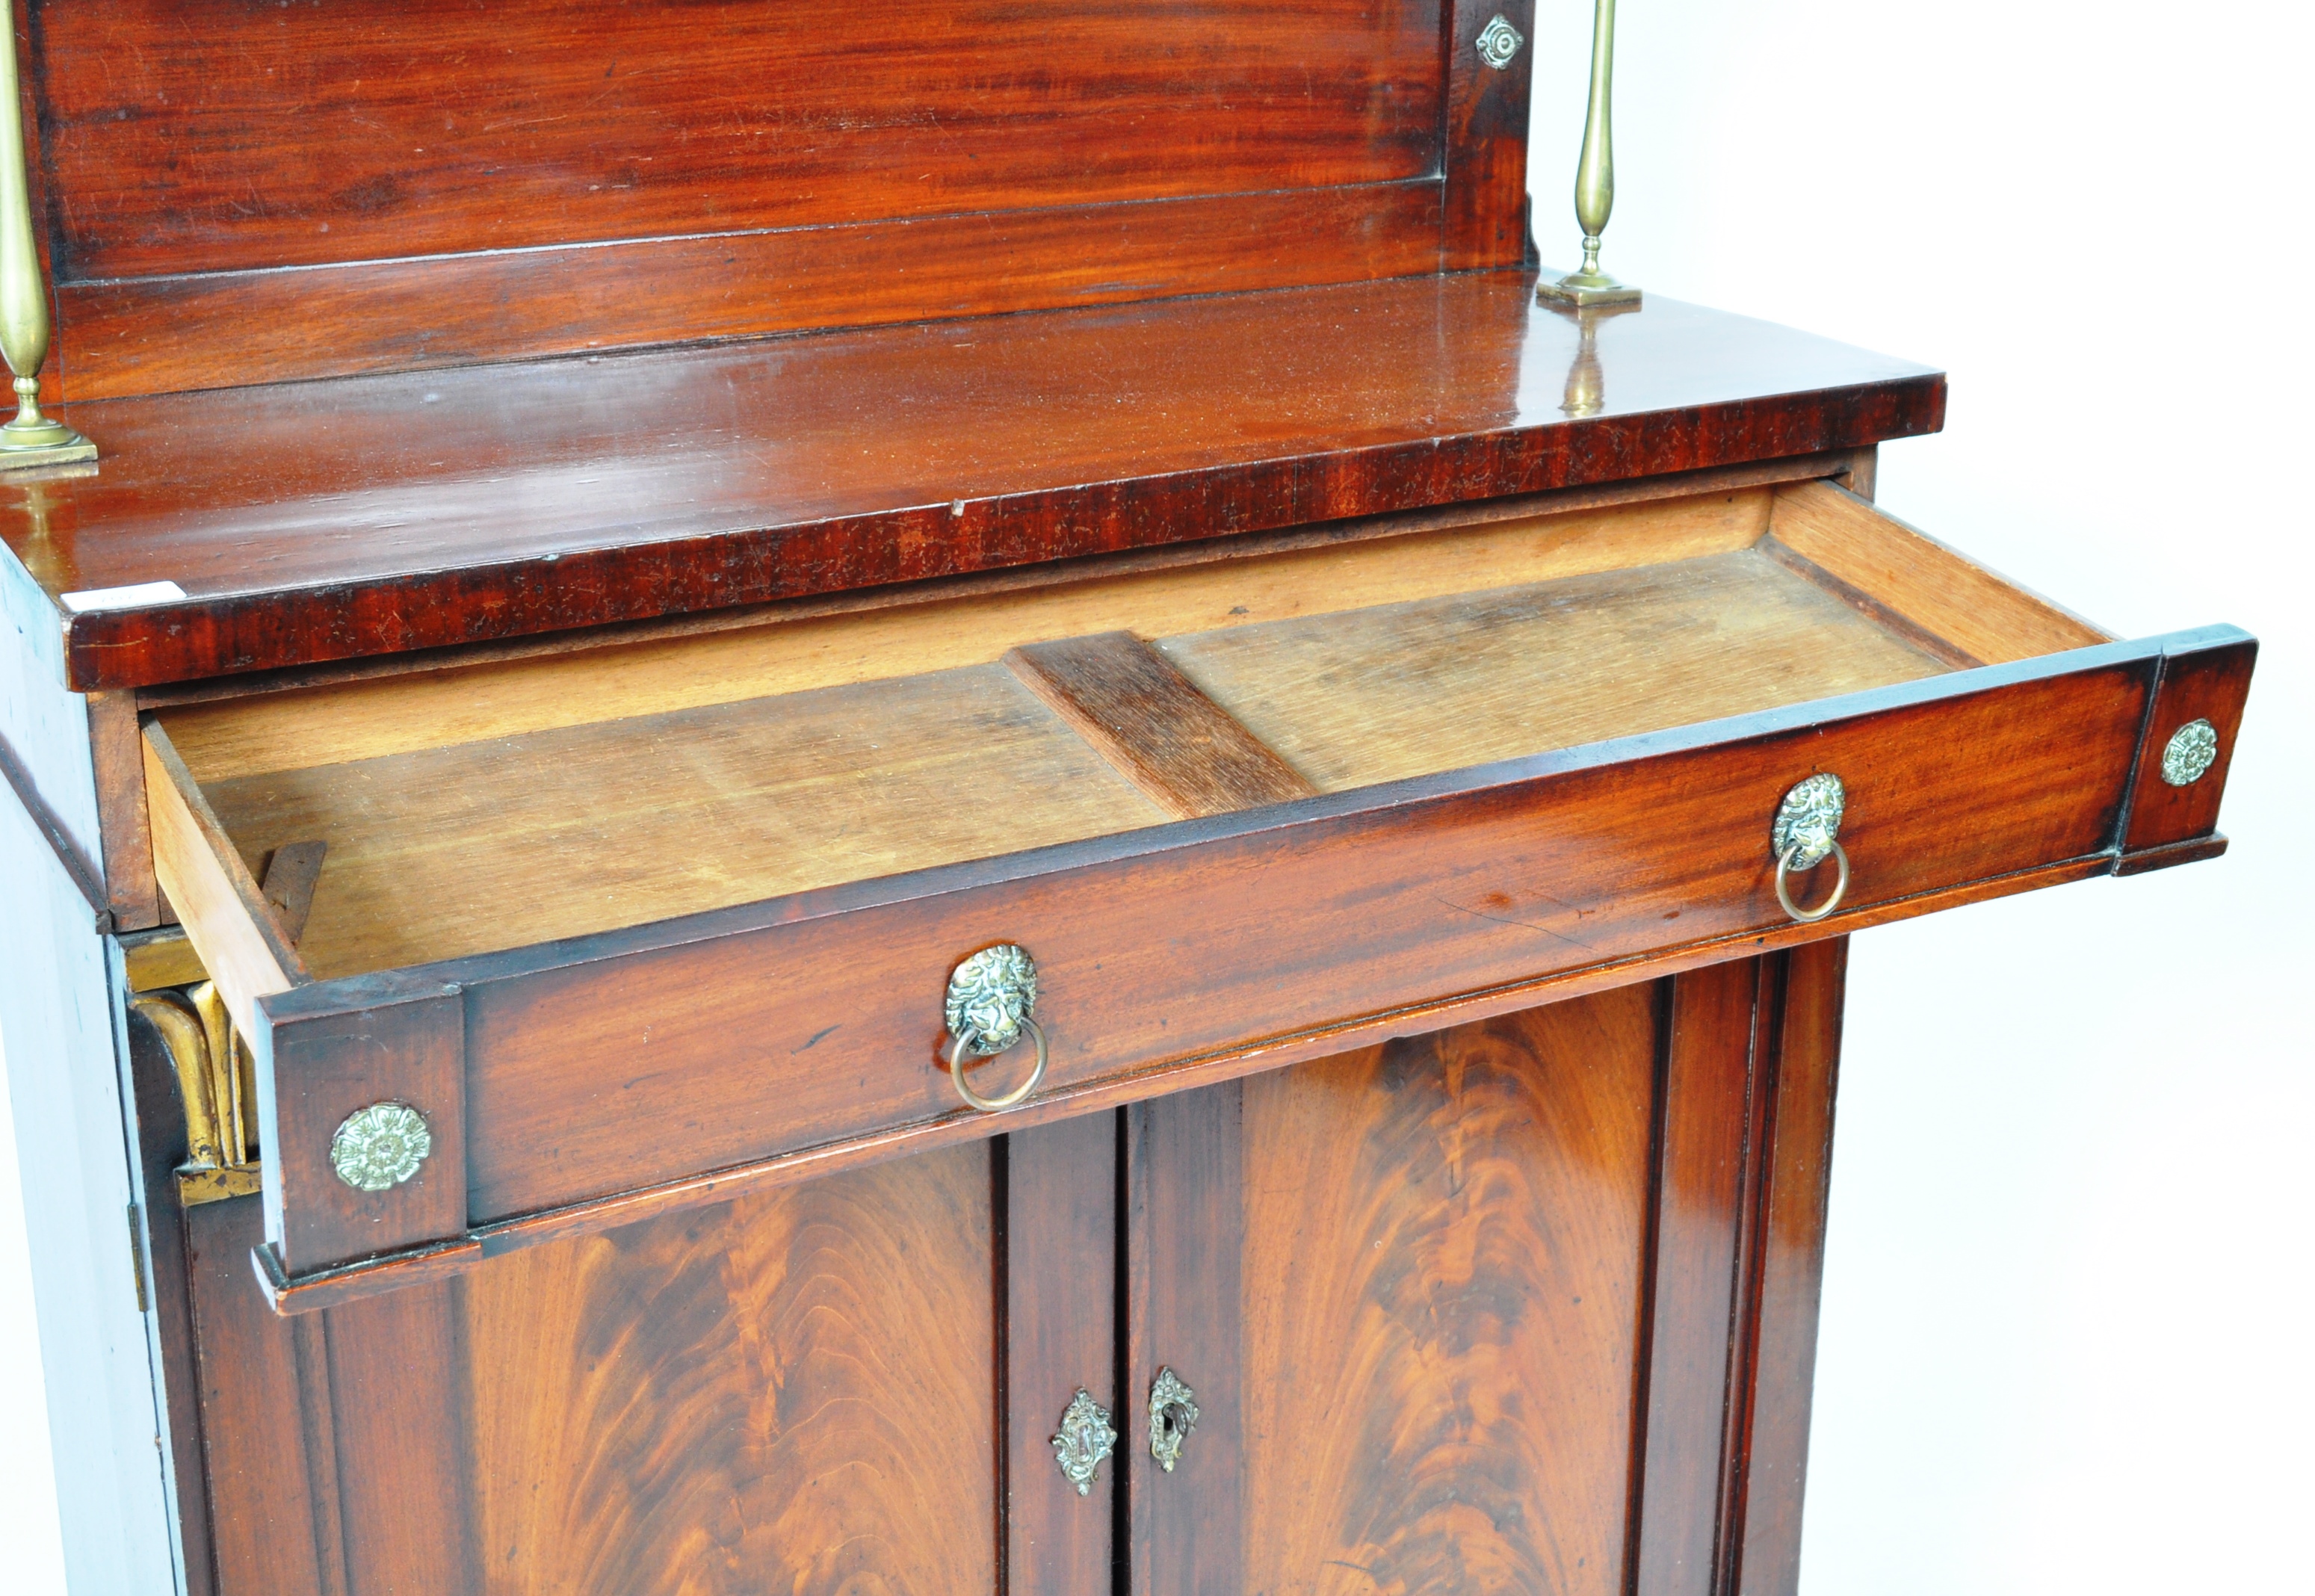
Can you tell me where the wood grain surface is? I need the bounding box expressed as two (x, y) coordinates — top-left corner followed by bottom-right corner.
(259, 976), (466, 1275)
(256, 853), (2114, 1317)
(187, 1107), (1183, 1594)
(179, 517), (2238, 1299)
(1126, 1081), (1247, 1596)
(2118, 632), (2256, 860)
(182, 1153), (999, 1595)
(1159, 548), (1948, 791)
(35, 0), (1462, 397)
(13, 0), (2244, 1582)
(158, 486), (1778, 784)
(2111, 832), (2231, 876)
(1442, 0), (1539, 269)
(1763, 481), (2110, 664)
(259, 841), (328, 946)
(177, 533), (1946, 981)
(184, 967), (1855, 1593)
(87, 690), (160, 929)
(143, 723), (308, 1034)
(1238, 990), (1657, 1594)
(1631, 959), (1769, 1596)
(252, 637), (2160, 1243)
(203, 664), (1165, 976)
(1835, 448), (1876, 504)
(322, 1283), (475, 1596)
(133, 455), (1874, 714)
(1755, 539), (1983, 671)
(181, 1197), (336, 1595)
(36, 0), (1443, 282)
(1731, 940), (1846, 1596)
(1005, 1116), (1120, 1596)
(458, 1148), (997, 1595)
(1007, 632), (1317, 818)
(58, 184), (1449, 404)
(12, 284), (1945, 690)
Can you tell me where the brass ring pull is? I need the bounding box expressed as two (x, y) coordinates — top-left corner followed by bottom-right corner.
(944, 942), (1045, 1112)
(1774, 840), (1850, 924)
(948, 1017), (1048, 1112)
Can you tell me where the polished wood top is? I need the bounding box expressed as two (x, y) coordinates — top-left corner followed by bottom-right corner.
(4, 272), (1942, 690)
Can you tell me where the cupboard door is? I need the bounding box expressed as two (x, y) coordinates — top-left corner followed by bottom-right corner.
(458, 1149), (997, 1596)
(1123, 947), (1846, 1596)
(185, 1145), (1001, 1595)
(1006, 1114), (1123, 1595)
(1125, 1079), (1247, 1595)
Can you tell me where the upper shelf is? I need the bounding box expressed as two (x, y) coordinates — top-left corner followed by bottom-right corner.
(35, 0), (1540, 398)
(4, 0), (1938, 691)
(1, 272), (1944, 692)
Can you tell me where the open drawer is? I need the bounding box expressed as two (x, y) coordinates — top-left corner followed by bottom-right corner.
(140, 477), (2253, 1311)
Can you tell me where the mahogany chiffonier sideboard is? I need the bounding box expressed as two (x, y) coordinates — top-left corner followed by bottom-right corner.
(0, 0), (2253, 1592)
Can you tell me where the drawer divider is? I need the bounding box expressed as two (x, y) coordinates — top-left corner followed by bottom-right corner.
(1005, 631), (1317, 820)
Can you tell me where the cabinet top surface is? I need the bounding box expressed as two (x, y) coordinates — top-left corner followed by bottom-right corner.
(5, 274), (1942, 691)
(6, 0), (1940, 690)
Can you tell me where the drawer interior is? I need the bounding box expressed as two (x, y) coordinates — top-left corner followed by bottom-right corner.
(151, 480), (2108, 981)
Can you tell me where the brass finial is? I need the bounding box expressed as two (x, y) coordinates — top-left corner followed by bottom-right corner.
(1537, 0), (1642, 310)
(0, 4), (93, 468)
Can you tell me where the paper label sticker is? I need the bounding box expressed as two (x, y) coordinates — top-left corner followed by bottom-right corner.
(59, 581), (189, 613)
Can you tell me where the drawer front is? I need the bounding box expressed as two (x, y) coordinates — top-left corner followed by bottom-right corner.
(243, 627), (2244, 1308)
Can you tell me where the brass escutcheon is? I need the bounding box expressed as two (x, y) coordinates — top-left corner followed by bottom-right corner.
(1052, 1389), (1117, 1496)
(1149, 1367), (1199, 1474)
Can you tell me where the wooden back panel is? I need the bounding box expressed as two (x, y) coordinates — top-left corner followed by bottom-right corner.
(30, 0), (1537, 398)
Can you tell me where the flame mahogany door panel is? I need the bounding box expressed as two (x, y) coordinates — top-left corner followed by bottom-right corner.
(1122, 944), (1846, 1596)
(178, 1144), (1009, 1596)
(173, 1120), (1143, 1595)
(167, 950), (1839, 1595)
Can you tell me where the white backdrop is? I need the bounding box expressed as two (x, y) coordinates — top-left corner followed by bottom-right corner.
(1516, 0), (2315, 1589)
(4, 2), (2311, 1589)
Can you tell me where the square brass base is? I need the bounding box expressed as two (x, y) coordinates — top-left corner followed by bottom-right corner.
(1537, 275), (1643, 310)
(0, 434), (98, 471)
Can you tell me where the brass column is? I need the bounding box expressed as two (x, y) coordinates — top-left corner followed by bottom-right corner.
(0, 1), (92, 467)
(1538, 0), (1641, 309)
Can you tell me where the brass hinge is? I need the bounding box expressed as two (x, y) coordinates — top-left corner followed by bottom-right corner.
(130, 990), (263, 1208)
(121, 928), (208, 995)
(124, 842), (327, 1207)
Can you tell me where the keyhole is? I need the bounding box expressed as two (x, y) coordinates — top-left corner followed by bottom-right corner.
(1149, 1369), (1197, 1472)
